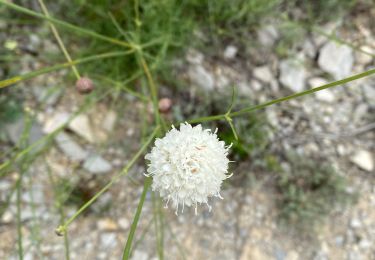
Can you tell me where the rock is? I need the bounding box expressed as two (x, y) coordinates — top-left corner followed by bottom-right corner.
(257, 25), (279, 47)
(131, 250), (149, 260)
(32, 86), (62, 106)
(308, 77), (335, 102)
(361, 81), (375, 105)
(1, 210), (13, 223)
(250, 79), (262, 91)
(118, 218), (130, 229)
(350, 150), (374, 172)
(303, 39), (317, 59)
(223, 45), (238, 59)
(54, 132), (88, 161)
(83, 154), (112, 174)
(279, 58), (306, 92)
(253, 66), (273, 83)
(68, 114), (95, 143)
(355, 46), (373, 65)
(102, 110), (117, 133)
(43, 112), (70, 134)
(318, 41), (353, 80)
(100, 233), (117, 248)
(188, 65), (214, 91)
(97, 218), (118, 231)
(6, 118), (44, 145)
(186, 49), (204, 64)
(350, 218), (362, 228)
(335, 236), (344, 247)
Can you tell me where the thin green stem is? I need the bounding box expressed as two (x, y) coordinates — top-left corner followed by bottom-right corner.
(0, 50), (134, 89)
(37, 0), (80, 79)
(55, 127), (159, 235)
(0, 0), (135, 49)
(188, 68), (375, 124)
(16, 175), (23, 260)
(122, 177), (152, 260)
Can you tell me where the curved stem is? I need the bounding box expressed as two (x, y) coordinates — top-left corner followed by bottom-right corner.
(188, 68), (375, 124)
(0, 0), (135, 49)
(0, 51), (134, 89)
(55, 127), (159, 235)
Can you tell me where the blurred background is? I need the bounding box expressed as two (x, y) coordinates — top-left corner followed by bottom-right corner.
(0, 0), (374, 259)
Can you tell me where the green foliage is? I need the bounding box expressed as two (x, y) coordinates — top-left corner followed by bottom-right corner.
(275, 153), (357, 229)
(219, 112), (270, 161)
(0, 90), (22, 125)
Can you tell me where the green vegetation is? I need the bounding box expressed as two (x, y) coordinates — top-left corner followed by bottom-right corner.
(275, 154), (357, 229)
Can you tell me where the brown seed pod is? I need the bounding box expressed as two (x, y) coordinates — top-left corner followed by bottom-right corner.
(158, 98), (172, 113)
(76, 77), (94, 94)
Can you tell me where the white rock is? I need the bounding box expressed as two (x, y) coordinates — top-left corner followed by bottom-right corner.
(97, 218), (118, 231)
(188, 65), (214, 91)
(118, 218), (130, 229)
(223, 45), (238, 59)
(54, 132), (88, 161)
(355, 46), (373, 65)
(83, 154), (112, 174)
(279, 59), (306, 92)
(308, 77), (335, 102)
(318, 42), (353, 80)
(102, 110), (117, 132)
(257, 25), (279, 47)
(253, 66), (273, 83)
(68, 114), (95, 143)
(100, 233), (117, 248)
(131, 250), (149, 260)
(349, 218), (362, 228)
(43, 112), (70, 134)
(186, 49), (204, 64)
(350, 150), (374, 172)
(362, 82), (375, 105)
(250, 79), (262, 91)
(303, 39), (316, 59)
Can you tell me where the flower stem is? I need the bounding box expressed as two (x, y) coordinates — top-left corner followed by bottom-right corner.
(122, 177), (152, 260)
(188, 68), (375, 124)
(0, 51), (134, 89)
(55, 127), (159, 235)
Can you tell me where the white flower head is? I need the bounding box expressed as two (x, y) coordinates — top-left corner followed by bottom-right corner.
(145, 123), (232, 215)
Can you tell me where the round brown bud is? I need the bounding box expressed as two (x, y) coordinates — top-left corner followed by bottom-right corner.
(76, 77), (94, 94)
(158, 98), (172, 113)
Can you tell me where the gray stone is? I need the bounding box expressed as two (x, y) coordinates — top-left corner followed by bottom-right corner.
(350, 218), (362, 228)
(100, 233), (117, 248)
(131, 250), (149, 260)
(253, 66), (273, 83)
(355, 46), (373, 65)
(68, 114), (95, 143)
(362, 81), (375, 105)
(308, 77), (335, 102)
(279, 59), (306, 92)
(188, 65), (214, 91)
(83, 154), (112, 174)
(350, 150), (374, 172)
(43, 112), (70, 134)
(54, 132), (88, 161)
(223, 45), (238, 59)
(318, 41), (353, 80)
(186, 49), (204, 64)
(257, 25), (279, 47)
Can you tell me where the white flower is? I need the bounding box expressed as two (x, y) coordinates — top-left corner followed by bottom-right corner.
(145, 123), (231, 214)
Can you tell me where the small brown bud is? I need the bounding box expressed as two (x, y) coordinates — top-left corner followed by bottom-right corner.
(158, 98), (172, 113)
(76, 77), (94, 94)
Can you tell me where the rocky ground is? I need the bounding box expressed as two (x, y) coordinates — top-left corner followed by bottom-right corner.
(1, 12), (374, 260)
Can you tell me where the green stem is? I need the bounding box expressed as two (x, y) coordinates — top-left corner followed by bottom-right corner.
(0, 51), (134, 89)
(16, 175), (23, 260)
(55, 127), (159, 235)
(0, 0), (135, 49)
(122, 177), (152, 260)
(188, 68), (375, 124)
